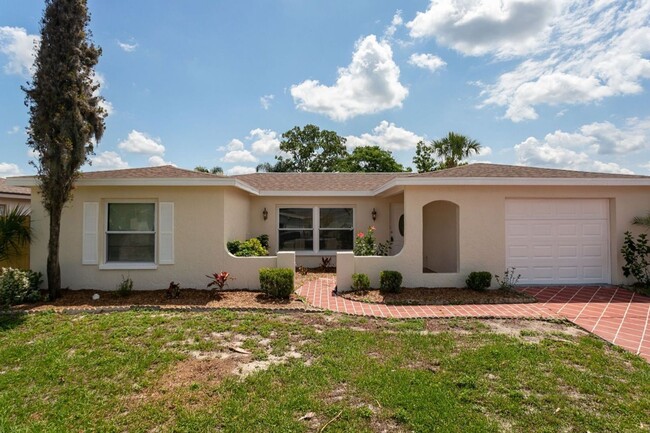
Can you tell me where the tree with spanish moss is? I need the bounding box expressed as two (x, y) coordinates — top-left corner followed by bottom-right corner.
(23, 0), (106, 299)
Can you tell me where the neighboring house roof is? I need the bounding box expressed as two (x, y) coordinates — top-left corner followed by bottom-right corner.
(6, 163), (650, 196)
(0, 178), (31, 197)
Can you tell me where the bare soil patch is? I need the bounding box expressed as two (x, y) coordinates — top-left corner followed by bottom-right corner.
(14, 288), (307, 312)
(340, 287), (536, 306)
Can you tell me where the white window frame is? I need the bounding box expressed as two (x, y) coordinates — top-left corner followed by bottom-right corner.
(100, 200), (158, 270)
(0, 204), (6, 216)
(277, 206), (354, 255)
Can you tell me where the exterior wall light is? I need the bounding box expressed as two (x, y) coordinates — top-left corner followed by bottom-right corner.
(263, 207), (269, 220)
(371, 208), (377, 221)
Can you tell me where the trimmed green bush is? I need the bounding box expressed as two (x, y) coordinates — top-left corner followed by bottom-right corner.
(259, 268), (294, 299)
(466, 271), (492, 291)
(380, 270), (402, 293)
(227, 237), (268, 257)
(0, 268), (42, 307)
(351, 273), (370, 291)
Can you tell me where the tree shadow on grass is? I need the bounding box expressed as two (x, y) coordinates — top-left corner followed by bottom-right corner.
(0, 312), (27, 332)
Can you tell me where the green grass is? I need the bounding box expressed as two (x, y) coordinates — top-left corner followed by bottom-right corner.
(0, 311), (649, 432)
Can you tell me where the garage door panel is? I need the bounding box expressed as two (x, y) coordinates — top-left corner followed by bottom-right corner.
(506, 199), (610, 284)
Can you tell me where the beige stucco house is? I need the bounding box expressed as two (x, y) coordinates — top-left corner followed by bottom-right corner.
(0, 178), (31, 216)
(7, 163), (650, 291)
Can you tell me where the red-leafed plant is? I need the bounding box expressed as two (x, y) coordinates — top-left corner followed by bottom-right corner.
(206, 271), (235, 293)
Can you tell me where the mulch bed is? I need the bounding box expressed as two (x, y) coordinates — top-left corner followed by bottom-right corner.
(12, 289), (309, 313)
(339, 287), (537, 306)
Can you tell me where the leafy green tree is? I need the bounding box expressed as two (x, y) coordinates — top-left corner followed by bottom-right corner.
(275, 125), (348, 172)
(255, 160), (293, 173)
(195, 166), (223, 174)
(0, 207), (32, 262)
(339, 146), (408, 172)
(432, 132), (481, 169)
(23, 0), (106, 299)
(413, 140), (438, 173)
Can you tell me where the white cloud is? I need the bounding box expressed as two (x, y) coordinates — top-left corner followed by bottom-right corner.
(408, 53), (446, 72)
(117, 40), (138, 52)
(290, 35), (408, 121)
(249, 128), (281, 154)
(7, 126), (19, 135)
(221, 149), (257, 163)
(0, 162), (21, 177)
(89, 151), (129, 170)
(407, 0), (559, 58)
(260, 94), (274, 110)
(476, 1), (650, 121)
(512, 117), (650, 174)
(148, 155), (175, 167)
(0, 26), (38, 76)
(221, 139), (244, 152)
(226, 165), (256, 176)
(384, 10), (403, 39)
(118, 130), (165, 155)
(26, 149), (39, 158)
(345, 121), (423, 151)
(91, 72), (114, 116)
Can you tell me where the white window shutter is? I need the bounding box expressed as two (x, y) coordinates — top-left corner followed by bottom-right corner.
(82, 202), (99, 265)
(159, 202), (174, 265)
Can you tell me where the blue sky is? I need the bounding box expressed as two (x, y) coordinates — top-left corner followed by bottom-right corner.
(1, 0), (649, 176)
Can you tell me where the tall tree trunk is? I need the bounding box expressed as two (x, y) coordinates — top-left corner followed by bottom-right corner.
(47, 204), (62, 300)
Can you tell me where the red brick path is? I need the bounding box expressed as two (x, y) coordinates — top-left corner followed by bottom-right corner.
(296, 277), (650, 361)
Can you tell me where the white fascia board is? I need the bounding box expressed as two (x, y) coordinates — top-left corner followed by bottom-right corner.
(0, 192), (30, 199)
(372, 177), (650, 195)
(258, 190), (375, 197)
(5, 176), (260, 195)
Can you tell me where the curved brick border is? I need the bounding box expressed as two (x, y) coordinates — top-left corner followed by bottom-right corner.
(296, 277), (650, 362)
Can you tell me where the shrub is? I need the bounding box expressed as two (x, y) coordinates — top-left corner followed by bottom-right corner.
(206, 271), (234, 292)
(227, 237), (268, 257)
(166, 281), (181, 299)
(259, 268), (294, 299)
(116, 275), (133, 297)
(352, 273), (370, 291)
(466, 271), (492, 291)
(380, 270), (402, 293)
(621, 231), (650, 288)
(0, 268), (42, 307)
(353, 226), (392, 256)
(495, 267), (521, 291)
(256, 234), (269, 250)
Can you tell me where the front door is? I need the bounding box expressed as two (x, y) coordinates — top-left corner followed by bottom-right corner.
(390, 203), (404, 255)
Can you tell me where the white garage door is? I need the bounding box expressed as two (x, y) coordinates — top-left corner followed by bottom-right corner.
(505, 199), (610, 284)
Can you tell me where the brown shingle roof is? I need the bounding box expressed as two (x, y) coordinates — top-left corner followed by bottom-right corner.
(79, 165), (223, 179)
(0, 178), (30, 196)
(232, 172), (401, 192)
(409, 163), (650, 179)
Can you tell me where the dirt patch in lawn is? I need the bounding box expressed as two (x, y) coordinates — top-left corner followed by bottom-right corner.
(340, 287), (536, 306)
(14, 288), (307, 312)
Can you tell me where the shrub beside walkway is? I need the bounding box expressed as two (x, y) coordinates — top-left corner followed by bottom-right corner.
(297, 277), (650, 362)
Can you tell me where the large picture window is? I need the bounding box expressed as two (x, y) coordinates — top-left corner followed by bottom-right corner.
(279, 207), (353, 253)
(106, 203), (155, 263)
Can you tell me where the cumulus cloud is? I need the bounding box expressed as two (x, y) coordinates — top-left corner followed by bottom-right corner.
(118, 130), (165, 155)
(345, 121), (423, 151)
(260, 94), (274, 110)
(0, 26), (38, 76)
(7, 126), (19, 135)
(148, 155), (175, 167)
(478, 1), (650, 121)
(408, 53), (446, 72)
(221, 149), (257, 163)
(512, 117), (650, 174)
(89, 151), (129, 170)
(0, 162), (21, 177)
(226, 165), (256, 176)
(291, 35), (408, 121)
(117, 40), (138, 52)
(384, 10), (403, 39)
(407, 0), (559, 57)
(91, 72), (114, 116)
(249, 128), (281, 154)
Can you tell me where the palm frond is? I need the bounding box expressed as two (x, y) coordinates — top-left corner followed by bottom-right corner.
(0, 206), (32, 262)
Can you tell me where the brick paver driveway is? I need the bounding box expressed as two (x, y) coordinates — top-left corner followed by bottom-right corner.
(297, 277), (650, 362)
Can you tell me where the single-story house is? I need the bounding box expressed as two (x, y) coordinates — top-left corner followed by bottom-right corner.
(0, 178), (31, 216)
(7, 163), (650, 291)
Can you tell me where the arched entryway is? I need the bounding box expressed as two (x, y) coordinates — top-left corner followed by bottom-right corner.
(422, 200), (459, 273)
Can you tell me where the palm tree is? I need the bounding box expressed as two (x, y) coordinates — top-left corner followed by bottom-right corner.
(0, 206), (32, 262)
(432, 132), (481, 169)
(633, 213), (650, 228)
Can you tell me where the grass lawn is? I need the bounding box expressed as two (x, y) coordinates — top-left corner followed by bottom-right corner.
(1, 311), (649, 432)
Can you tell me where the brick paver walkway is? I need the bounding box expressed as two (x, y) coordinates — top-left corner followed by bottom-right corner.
(296, 277), (650, 361)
